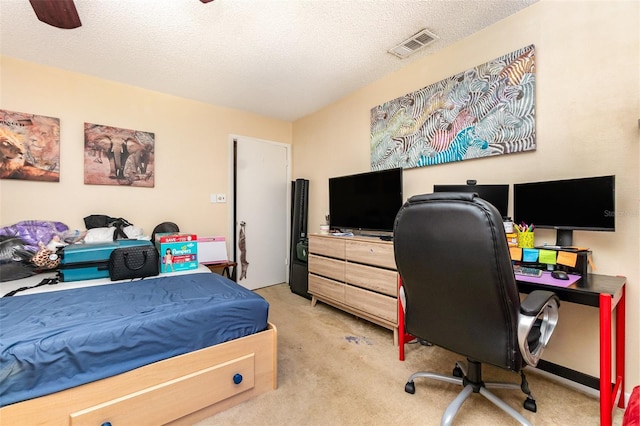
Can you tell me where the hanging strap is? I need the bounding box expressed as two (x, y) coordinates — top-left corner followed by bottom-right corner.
(3, 277), (59, 297)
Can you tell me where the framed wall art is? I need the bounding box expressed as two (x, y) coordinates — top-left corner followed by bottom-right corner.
(84, 123), (155, 187)
(0, 109), (60, 182)
(371, 44), (536, 170)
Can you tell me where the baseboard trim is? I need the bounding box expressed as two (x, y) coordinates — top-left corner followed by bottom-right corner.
(528, 366), (632, 407)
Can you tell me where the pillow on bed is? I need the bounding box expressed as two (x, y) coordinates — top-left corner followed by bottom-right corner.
(123, 226), (145, 239)
(84, 226), (146, 243)
(83, 227), (115, 243)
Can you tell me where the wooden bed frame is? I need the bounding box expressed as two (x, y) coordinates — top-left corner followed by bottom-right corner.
(0, 322), (277, 425)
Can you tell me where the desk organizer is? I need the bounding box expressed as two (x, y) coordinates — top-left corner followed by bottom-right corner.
(545, 247), (591, 277)
(511, 246), (591, 277)
(517, 232), (535, 248)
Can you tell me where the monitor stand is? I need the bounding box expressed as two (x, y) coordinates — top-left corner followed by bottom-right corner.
(556, 229), (573, 247)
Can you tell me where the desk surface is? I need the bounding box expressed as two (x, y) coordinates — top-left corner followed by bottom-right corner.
(517, 273), (626, 307)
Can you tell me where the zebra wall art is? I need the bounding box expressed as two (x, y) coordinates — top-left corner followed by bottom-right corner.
(370, 45), (536, 170)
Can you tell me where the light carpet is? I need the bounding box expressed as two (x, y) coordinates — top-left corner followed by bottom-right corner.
(196, 283), (624, 425)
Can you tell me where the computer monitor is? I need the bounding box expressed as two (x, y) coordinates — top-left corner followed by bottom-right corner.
(433, 184), (509, 218)
(329, 168), (403, 234)
(513, 175), (615, 247)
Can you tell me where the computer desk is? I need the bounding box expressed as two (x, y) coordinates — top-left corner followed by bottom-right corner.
(517, 273), (626, 426)
(397, 273), (626, 426)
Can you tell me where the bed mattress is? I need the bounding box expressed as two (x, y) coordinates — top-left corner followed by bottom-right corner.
(0, 272), (269, 407)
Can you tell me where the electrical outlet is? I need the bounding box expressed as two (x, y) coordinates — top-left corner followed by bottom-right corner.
(216, 193), (227, 203)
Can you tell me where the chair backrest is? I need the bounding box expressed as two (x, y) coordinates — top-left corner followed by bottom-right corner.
(394, 192), (523, 371)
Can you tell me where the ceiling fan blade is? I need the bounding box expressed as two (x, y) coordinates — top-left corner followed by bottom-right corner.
(29, 0), (81, 29)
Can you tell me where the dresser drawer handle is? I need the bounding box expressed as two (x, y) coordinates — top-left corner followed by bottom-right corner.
(233, 373), (243, 384)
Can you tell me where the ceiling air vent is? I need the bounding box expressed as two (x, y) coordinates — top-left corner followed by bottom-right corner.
(388, 29), (438, 59)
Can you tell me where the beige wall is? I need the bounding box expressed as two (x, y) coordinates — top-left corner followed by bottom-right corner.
(293, 0), (640, 390)
(0, 56), (292, 237)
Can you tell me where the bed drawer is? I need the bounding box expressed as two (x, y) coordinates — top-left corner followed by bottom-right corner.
(70, 353), (255, 426)
(309, 254), (345, 281)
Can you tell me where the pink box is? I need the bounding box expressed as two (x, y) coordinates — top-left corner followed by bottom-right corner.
(197, 236), (228, 264)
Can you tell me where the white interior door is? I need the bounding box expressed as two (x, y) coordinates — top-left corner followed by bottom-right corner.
(233, 136), (290, 290)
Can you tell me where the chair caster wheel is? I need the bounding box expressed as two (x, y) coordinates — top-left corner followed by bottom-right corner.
(453, 366), (463, 378)
(405, 381), (416, 394)
(523, 397), (537, 412)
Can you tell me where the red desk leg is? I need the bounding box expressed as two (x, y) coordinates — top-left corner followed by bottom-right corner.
(600, 293), (612, 426)
(600, 284), (626, 426)
(616, 287), (626, 409)
(397, 276), (416, 361)
(398, 276), (405, 361)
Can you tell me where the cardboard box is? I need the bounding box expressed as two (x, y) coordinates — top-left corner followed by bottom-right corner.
(155, 233), (198, 273)
(197, 236), (228, 264)
(155, 233), (197, 244)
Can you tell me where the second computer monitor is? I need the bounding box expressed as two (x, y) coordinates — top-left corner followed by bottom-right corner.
(433, 184), (509, 218)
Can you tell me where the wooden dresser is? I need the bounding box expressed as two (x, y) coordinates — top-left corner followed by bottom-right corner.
(307, 234), (398, 344)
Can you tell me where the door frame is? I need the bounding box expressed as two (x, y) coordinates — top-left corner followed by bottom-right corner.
(227, 134), (292, 283)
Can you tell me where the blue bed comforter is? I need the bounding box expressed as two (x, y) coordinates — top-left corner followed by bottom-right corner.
(0, 273), (269, 407)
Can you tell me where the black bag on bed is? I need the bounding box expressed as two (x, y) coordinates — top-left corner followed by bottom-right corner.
(108, 245), (159, 281)
(84, 214), (133, 240)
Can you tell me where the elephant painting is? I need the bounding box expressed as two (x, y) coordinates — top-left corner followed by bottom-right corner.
(84, 123), (155, 187)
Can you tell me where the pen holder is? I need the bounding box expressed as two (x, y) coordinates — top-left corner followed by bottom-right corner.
(518, 232), (535, 248)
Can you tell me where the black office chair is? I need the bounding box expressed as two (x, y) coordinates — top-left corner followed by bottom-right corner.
(394, 193), (559, 426)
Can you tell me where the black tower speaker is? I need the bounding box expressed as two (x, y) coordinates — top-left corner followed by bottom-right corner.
(289, 178), (310, 299)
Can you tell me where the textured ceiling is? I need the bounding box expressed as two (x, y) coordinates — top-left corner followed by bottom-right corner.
(0, 0), (538, 121)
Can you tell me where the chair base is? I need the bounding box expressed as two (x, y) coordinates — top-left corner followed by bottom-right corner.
(405, 359), (536, 426)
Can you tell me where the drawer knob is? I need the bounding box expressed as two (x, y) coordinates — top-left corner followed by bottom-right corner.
(102, 423), (112, 426)
(233, 373), (243, 384)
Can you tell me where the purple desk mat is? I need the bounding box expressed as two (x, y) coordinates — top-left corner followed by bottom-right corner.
(515, 271), (581, 288)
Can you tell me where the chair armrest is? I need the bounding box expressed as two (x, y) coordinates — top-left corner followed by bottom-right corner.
(399, 285), (406, 312)
(518, 291), (560, 367)
(520, 290), (560, 316)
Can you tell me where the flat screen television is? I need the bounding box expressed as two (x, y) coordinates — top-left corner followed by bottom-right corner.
(433, 184), (509, 218)
(513, 175), (615, 247)
(329, 168), (403, 234)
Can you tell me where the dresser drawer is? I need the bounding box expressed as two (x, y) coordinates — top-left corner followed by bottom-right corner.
(345, 262), (397, 297)
(309, 274), (345, 303)
(309, 235), (345, 258)
(70, 353), (255, 425)
(309, 254), (345, 281)
(345, 240), (396, 270)
(345, 285), (397, 324)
